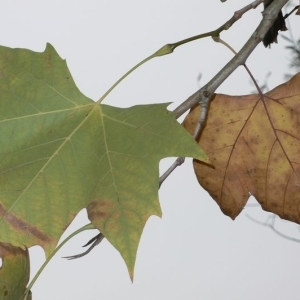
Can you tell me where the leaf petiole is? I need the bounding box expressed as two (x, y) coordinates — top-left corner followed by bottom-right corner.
(24, 223), (96, 297)
(97, 33), (215, 104)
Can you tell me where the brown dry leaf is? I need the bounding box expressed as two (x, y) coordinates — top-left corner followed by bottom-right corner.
(183, 73), (300, 223)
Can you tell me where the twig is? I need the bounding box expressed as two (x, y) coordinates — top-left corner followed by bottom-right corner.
(159, 157), (185, 187)
(245, 214), (300, 243)
(164, 0), (263, 53)
(159, 97), (209, 187)
(174, 0), (289, 118)
(213, 36), (265, 98)
(232, 0), (263, 19)
(283, 4), (300, 18)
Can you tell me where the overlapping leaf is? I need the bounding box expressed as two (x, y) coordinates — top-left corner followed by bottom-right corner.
(0, 44), (208, 278)
(183, 73), (300, 223)
(0, 243), (30, 300)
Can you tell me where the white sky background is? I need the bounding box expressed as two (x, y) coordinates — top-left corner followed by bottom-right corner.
(1, 0), (300, 299)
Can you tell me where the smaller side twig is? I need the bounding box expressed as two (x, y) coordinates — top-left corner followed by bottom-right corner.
(232, 0), (263, 20)
(245, 214), (300, 243)
(213, 36), (265, 98)
(159, 97), (210, 187)
(159, 157), (185, 187)
(283, 4), (300, 18)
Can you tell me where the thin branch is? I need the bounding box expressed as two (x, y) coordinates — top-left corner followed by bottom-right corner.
(283, 4), (300, 18)
(159, 97), (209, 187)
(245, 214), (300, 243)
(232, 0), (263, 18)
(164, 0), (263, 53)
(159, 157), (185, 187)
(174, 0), (289, 118)
(213, 36), (265, 98)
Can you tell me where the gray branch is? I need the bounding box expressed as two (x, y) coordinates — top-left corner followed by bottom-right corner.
(174, 0), (289, 118)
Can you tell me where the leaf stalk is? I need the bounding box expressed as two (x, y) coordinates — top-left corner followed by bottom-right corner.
(23, 223), (95, 297)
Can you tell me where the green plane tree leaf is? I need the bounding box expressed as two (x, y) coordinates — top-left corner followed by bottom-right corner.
(0, 44), (208, 278)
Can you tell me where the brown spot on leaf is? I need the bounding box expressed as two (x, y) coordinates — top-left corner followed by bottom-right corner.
(0, 203), (50, 243)
(87, 200), (112, 220)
